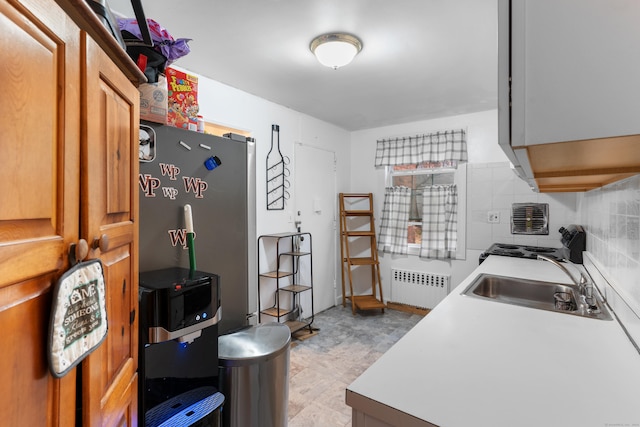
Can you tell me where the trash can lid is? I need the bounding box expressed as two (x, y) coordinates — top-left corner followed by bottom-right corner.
(218, 323), (291, 365)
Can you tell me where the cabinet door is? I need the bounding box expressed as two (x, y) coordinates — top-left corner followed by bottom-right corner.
(80, 34), (140, 427)
(511, 0), (640, 146)
(0, 0), (79, 425)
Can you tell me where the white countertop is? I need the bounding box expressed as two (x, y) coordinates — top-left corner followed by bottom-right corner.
(346, 256), (640, 427)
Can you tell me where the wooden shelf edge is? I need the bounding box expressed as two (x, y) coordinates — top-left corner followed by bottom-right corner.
(280, 285), (312, 293)
(260, 232), (311, 239)
(352, 295), (386, 311)
(342, 210), (374, 216)
(344, 231), (375, 236)
(260, 270), (293, 279)
(261, 307), (293, 317)
(339, 193), (373, 198)
(285, 320), (313, 335)
(344, 257), (379, 266)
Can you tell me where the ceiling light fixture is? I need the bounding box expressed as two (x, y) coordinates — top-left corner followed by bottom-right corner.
(310, 33), (362, 70)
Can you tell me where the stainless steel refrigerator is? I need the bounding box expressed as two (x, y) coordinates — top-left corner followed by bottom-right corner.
(138, 121), (256, 335)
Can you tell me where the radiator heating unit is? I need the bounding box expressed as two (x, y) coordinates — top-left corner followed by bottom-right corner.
(390, 269), (450, 310)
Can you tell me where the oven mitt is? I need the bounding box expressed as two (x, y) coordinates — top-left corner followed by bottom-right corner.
(48, 259), (108, 378)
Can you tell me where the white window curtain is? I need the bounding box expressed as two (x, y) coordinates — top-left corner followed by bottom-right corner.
(377, 186), (411, 255)
(420, 184), (458, 259)
(375, 128), (466, 259)
(374, 129), (467, 167)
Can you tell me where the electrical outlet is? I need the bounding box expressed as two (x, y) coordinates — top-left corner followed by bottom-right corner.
(488, 211), (500, 224)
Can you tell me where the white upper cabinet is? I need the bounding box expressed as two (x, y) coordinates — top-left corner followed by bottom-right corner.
(499, 0), (640, 192)
(512, 0), (640, 146)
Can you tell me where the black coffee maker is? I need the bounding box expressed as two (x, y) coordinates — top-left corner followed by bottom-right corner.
(139, 267), (223, 426)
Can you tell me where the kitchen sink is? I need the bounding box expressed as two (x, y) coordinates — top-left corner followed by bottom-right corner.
(462, 274), (612, 320)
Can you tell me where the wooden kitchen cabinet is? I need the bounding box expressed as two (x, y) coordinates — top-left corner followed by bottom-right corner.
(79, 34), (140, 427)
(0, 0), (140, 425)
(498, 0), (640, 192)
(0, 1), (81, 425)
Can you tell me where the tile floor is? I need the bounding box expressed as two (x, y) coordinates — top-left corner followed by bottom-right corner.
(287, 305), (425, 427)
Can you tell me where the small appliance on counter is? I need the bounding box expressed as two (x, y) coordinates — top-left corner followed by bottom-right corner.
(139, 267), (223, 427)
(558, 224), (587, 264)
(479, 224), (586, 264)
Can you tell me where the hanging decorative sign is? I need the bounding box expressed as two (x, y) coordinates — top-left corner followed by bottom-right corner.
(48, 259), (108, 378)
(266, 124), (290, 210)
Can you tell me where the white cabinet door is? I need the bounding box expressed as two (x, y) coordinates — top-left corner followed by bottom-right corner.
(511, 0), (640, 147)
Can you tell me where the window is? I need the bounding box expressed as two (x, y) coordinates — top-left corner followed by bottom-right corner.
(385, 162), (466, 258)
(375, 129), (468, 260)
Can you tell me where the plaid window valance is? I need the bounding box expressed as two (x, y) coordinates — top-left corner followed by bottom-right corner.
(374, 129), (468, 167)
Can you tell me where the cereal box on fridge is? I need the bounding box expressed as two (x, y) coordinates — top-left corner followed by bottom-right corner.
(166, 67), (199, 130)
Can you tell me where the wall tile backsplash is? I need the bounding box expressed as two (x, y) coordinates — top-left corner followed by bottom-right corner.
(466, 162), (639, 326)
(578, 174), (640, 314)
(466, 162), (578, 251)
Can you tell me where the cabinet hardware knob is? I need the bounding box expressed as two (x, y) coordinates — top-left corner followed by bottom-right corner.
(69, 239), (88, 265)
(92, 234), (109, 252)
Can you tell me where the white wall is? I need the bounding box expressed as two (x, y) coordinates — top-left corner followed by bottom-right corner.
(467, 163), (579, 250)
(349, 109), (579, 302)
(172, 66), (352, 238)
(167, 66), (351, 318)
(154, 70), (585, 314)
(348, 106), (638, 328)
(191, 67), (640, 332)
(350, 110), (506, 193)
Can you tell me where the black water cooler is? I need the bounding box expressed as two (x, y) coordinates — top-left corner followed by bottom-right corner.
(139, 267), (224, 427)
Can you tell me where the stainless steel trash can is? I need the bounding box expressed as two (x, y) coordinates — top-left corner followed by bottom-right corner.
(218, 323), (291, 427)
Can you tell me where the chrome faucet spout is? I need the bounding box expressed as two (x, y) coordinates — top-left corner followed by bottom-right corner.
(537, 255), (601, 315)
(536, 255), (584, 288)
(536, 255), (595, 301)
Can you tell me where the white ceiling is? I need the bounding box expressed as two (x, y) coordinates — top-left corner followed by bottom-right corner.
(110, 0), (498, 131)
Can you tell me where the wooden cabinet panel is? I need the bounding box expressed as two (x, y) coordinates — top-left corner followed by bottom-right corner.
(81, 34), (139, 427)
(102, 372), (138, 427)
(1, 282), (59, 425)
(104, 249), (134, 381)
(0, 0), (79, 425)
(0, 0), (80, 287)
(2, 1), (139, 425)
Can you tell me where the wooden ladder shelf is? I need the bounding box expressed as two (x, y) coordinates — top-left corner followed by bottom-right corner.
(339, 193), (386, 314)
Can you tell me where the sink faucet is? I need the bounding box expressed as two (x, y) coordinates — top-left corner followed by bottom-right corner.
(536, 255), (586, 288)
(537, 255), (598, 311)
